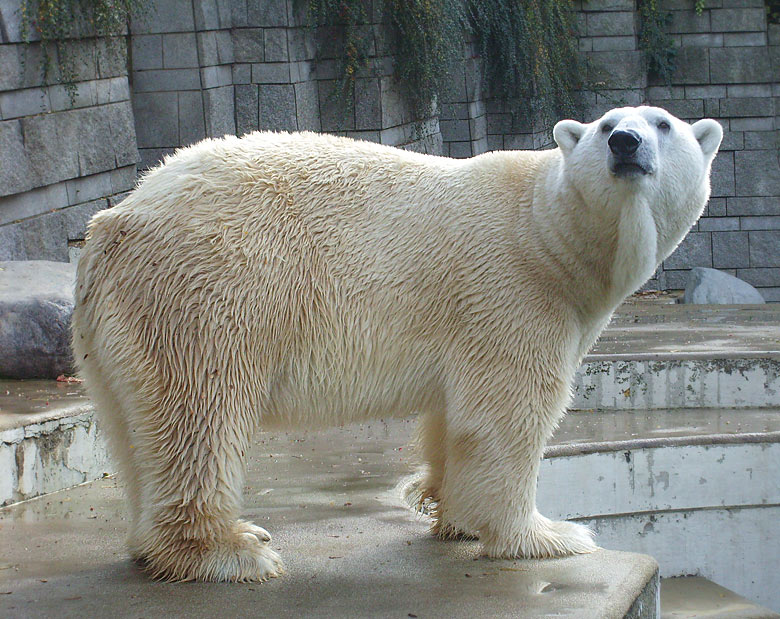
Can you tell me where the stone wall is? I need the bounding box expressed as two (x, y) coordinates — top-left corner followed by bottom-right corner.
(0, 1), (139, 261)
(0, 0), (777, 298)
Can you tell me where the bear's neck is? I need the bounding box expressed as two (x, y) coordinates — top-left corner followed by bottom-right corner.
(532, 154), (659, 327)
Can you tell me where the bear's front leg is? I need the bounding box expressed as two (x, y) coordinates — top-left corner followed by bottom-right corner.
(436, 361), (598, 559)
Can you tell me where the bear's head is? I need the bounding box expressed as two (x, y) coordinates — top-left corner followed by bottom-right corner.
(552, 106), (722, 265)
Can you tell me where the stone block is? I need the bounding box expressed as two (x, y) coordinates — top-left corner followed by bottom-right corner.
(0, 119), (31, 196)
(61, 199), (108, 240)
(233, 29), (265, 63)
(440, 119), (470, 142)
(106, 102), (139, 168)
(469, 116), (487, 141)
(288, 60), (312, 83)
(0, 87), (50, 120)
(591, 36), (636, 51)
(654, 98), (703, 120)
(233, 63), (251, 84)
(259, 84), (296, 131)
(670, 47), (709, 84)
(727, 197), (778, 216)
(132, 91), (179, 147)
(197, 31), (219, 66)
(23, 111), (81, 189)
(740, 216), (780, 231)
(729, 117), (774, 131)
(288, 28), (316, 62)
(0, 182), (68, 226)
(214, 30), (234, 64)
(710, 151), (735, 197)
(235, 84), (258, 135)
(201, 64), (232, 89)
(719, 97), (773, 118)
(380, 76), (408, 128)
(720, 130), (743, 151)
(108, 77), (131, 103)
(133, 68), (201, 92)
(645, 86), (686, 100)
(487, 134), (504, 150)
(65, 170), (113, 206)
(0, 211), (68, 261)
(163, 33), (199, 68)
(448, 142), (473, 159)
(204, 86), (235, 137)
(684, 85), (726, 99)
(749, 231), (780, 267)
(193, 0), (221, 30)
(587, 11), (635, 36)
(137, 147), (176, 171)
(744, 131), (776, 150)
(736, 268), (780, 287)
(0, 45), (23, 91)
(178, 91), (206, 146)
(712, 230), (750, 267)
(251, 62), (290, 84)
(710, 8), (766, 32)
(698, 217), (740, 231)
(354, 79), (381, 131)
(680, 33), (723, 47)
(707, 197), (727, 216)
(669, 10), (711, 34)
(132, 0), (195, 33)
(131, 34), (163, 70)
(319, 82), (354, 132)
(587, 51), (644, 89)
(724, 32), (767, 46)
(441, 103), (468, 121)
(504, 134), (535, 150)
(247, 0), (288, 26)
(265, 29), (289, 63)
(294, 81), (320, 132)
(488, 113), (512, 135)
(581, 0), (634, 10)
(109, 165), (137, 195)
(735, 150), (780, 197)
(664, 231), (712, 269)
(682, 267), (764, 303)
(710, 47), (772, 83)
(74, 107), (117, 177)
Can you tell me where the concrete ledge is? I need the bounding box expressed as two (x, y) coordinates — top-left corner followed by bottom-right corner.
(0, 380), (110, 506)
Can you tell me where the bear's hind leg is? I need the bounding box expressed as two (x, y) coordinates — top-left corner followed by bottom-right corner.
(405, 410), (477, 540)
(129, 387), (283, 582)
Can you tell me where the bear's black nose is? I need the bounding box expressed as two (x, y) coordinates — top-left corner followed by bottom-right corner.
(608, 130), (642, 156)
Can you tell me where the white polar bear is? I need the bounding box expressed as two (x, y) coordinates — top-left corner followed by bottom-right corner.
(71, 106), (721, 582)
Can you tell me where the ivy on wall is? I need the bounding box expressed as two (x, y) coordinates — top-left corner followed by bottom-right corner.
(20, 0), (147, 101)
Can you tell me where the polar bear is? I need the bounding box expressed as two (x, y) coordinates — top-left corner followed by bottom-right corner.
(71, 106), (721, 582)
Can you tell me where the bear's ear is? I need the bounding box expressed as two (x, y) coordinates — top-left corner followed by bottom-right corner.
(553, 119), (586, 154)
(691, 119), (723, 158)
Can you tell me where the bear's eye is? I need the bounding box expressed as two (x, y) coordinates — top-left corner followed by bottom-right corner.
(601, 123), (613, 134)
(657, 120), (670, 132)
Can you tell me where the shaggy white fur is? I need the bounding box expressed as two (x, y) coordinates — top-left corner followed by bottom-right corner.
(71, 106), (721, 582)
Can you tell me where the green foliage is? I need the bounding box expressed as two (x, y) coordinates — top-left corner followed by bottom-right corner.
(386, 0), (466, 118)
(308, 0), (584, 131)
(20, 0), (147, 101)
(467, 0), (583, 130)
(638, 0), (677, 84)
(767, 0), (780, 24)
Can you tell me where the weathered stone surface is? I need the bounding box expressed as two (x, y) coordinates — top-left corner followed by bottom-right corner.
(0, 260), (77, 378)
(132, 91), (179, 147)
(735, 150), (780, 197)
(710, 47), (772, 83)
(259, 84), (296, 131)
(712, 230), (750, 268)
(233, 29), (265, 63)
(664, 231), (712, 270)
(247, 0), (288, 26)
(294, 80), (321, 132)
(683, 267), (765, 304)
(354, 78), (381, 131)
(264, 28), (289, 62)
(162, 33), (199, 69)
(178, 90), (206, 145)
(587, 11), (635, 36)
(748, 231), (780, 267)
(710, 8), (766, 32)
(204, 85), (235, 137)
(235, 84), (258, 135)
(131, 34), (163, 70)
(131, 0), (195, 34)
(709, 151), (735, 198)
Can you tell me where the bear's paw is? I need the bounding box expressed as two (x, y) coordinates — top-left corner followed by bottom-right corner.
(483, 512), (598, 560)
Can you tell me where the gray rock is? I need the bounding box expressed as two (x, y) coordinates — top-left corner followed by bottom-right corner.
(0, 260), (76, 378)
(682, 267), (765, 305)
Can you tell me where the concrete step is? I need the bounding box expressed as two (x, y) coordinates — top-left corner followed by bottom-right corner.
(0, 419), (660, 618)
(661, 577), (779, 618)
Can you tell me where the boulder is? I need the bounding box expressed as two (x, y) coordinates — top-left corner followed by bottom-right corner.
(0, 260), (77, 378)
(682, 267), (765, 305)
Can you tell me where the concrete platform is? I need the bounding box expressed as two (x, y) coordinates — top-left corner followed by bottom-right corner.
(0, 419), (659, 618)
(661, 577), (779, 618)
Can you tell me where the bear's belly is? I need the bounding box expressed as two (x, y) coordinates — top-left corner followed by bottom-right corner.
(258, 348), (446, 429)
